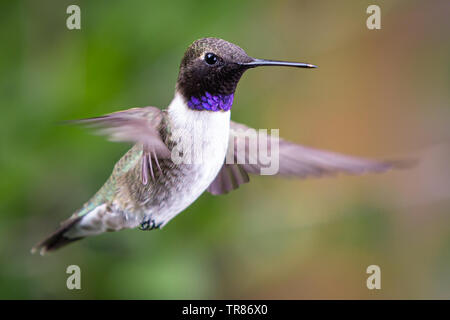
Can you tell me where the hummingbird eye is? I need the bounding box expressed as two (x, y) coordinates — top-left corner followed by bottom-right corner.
(204, 52), (218, 65)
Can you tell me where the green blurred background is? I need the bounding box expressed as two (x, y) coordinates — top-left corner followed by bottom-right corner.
(1, 0), (450, 299)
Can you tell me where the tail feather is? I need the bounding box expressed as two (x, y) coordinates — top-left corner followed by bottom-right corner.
(33, 201), (142, 255)
(32, 216), (84, 255)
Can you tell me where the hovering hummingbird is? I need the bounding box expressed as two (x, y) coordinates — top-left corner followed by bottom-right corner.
(33, 37), (407, 254)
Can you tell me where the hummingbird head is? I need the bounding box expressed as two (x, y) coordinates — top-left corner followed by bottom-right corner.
(176, 38), (317, 111)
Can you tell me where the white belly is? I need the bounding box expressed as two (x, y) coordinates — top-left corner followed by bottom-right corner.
(152, 93), (231, 226)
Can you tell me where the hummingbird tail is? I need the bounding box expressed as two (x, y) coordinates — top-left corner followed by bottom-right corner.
(32, 202), (140, 255)
(31, 216), (84, 255)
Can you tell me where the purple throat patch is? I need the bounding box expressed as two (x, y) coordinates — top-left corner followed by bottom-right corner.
(187, 92), (234, 111)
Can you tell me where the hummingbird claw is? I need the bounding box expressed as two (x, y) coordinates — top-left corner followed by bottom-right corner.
(139, 216), (160, 231)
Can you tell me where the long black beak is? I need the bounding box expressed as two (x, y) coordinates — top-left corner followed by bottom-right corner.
(241, 58), (317, 69)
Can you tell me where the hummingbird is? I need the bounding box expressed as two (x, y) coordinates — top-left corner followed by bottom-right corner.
(32, 37), (408, 255)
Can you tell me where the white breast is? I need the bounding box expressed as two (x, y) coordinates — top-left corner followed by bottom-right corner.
(154, 93), (230, 226)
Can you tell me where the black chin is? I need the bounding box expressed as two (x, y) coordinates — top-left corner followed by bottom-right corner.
(177, 67), (245, 100)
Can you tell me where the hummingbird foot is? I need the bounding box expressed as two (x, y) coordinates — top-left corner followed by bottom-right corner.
(139, 216), (161, 231)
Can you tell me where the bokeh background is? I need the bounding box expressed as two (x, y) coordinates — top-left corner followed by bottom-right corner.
(1, 0), (450, 299)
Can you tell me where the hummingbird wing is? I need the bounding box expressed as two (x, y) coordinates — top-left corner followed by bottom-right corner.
(207, 121), (411, 195)
(66, 107), (170, 155)
(66, 107), (171, 184)
(206, 163), (250, 195)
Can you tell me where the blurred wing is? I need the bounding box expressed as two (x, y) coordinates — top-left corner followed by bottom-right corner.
(207, 164), (249, 195)
(208, 121), (409, 195)
(66, 107), (170, 157)
(66, 107), (171, 185)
